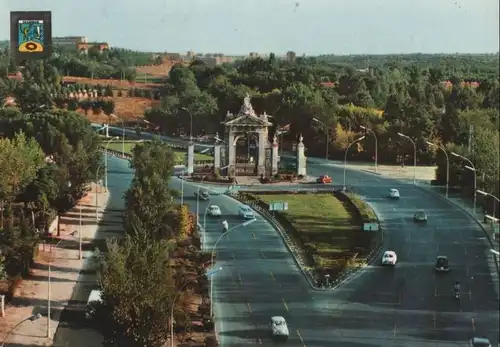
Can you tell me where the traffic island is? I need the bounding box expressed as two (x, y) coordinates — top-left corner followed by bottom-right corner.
(234, 190), (381, 289)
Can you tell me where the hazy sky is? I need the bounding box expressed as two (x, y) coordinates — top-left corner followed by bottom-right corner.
(1, 0), (498, 55)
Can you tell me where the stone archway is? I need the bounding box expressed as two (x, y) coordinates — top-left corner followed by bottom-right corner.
(234, 133), (259, 175)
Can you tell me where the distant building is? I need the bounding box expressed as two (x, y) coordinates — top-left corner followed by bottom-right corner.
(286, 51), (296, 62)
(76, 42), (110, 54)
(249, 52), (260, 59)
(53, 36), (88, 46)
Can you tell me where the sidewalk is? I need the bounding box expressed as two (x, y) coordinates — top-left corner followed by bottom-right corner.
(0, 183), (113, 346)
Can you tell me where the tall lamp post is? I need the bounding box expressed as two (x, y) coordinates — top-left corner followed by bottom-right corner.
(477, 190), (499, 218)
(95, 165), (102, 221)
(210, 218), (256, 316)
(103, 136), (119, 192)
(312, 118), (329, 160)
(360, 125), (378, 173)
(181, 107), (194, 142)
(1, 314), (41, 346)
(397, 132), (417, 185)
(169, 267), (223, 347)
(343, 136), (365, 191)
(426, 141), (449, 198)
(110, 114), (125, 157)
(451, 152), (477, 214)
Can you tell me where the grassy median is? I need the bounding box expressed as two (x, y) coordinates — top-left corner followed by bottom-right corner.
(105, 141), (213, 163)
(253, 193), (373, 276)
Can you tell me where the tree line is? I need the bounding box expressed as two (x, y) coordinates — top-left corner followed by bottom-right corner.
(144, 54), (499, 215)
(94, 140), (215, 346)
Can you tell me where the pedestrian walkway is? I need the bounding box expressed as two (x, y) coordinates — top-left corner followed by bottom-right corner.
(0, 183), (113, 347)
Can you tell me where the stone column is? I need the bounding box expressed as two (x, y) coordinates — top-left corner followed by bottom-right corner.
(187, 142), (194, 174)
(257, 129), (266, 176)
(271, 135), (279, 176)
(228, 133), (236, 177)
(214, 143), (221, 172)
(105, 124), (109, 137)
(296, 134), (307, 176)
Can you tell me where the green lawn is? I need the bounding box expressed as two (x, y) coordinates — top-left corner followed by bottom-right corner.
(253, 193), (372, 275)
(105, 142), (213, 163)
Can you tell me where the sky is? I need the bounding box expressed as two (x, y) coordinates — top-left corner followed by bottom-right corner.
(1, 0), (498, 55)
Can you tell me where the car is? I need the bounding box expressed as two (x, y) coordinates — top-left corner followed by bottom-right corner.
(194, 189), (210, 201)
(381, 250), (397, 266)
(270, 316), (289, 340)
(317, 175), (332, 184)
(469, 337), (492, 347)
(208, 205), (222, 217)
(413, 209), (428, 222)
(238, 205), (255, 219)
(388, 188), (400, 199)
(85, 290), (102, 320)
(435, 255), (450, 272)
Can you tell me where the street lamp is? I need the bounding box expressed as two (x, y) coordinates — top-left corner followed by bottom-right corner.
(109, 114), (125, 157)
(1, 313), (42, 346)
(451, 152), (477, 214)
(397, 132), (417, 185)
(104, 136), (119, 192)
(477, 189), (500, 218)
(426, 141), (449, 198)
(47, 231), (76, 337)
(343, 136), (365, 191)
(180, 107), (193, 143)
(210, 218), (256, 316)
(95, 165), (102, 221)
(360, 125), (378, 173)
(169, 267), (223, 347)
(312, 118), (329, 160)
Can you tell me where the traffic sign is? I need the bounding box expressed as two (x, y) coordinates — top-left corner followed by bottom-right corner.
(269, 201), (288, 211)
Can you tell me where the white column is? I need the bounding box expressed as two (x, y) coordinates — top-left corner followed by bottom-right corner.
(271, 137), (279, 176)
(187, 143), (194, 174)
(296, 135), (306, 176)
(214, 144), (221, 171)
(258, 130), (266, 175)
(228, 134), (236, 177)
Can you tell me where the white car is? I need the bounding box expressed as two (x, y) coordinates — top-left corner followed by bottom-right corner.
(389, 188), (400, 199)
(381, 250), (397, 266)
(469, 337), (491, 347)
(270, 316), (289, 340)
(208, 205), (222, 217)
(238, 205), (255, 219)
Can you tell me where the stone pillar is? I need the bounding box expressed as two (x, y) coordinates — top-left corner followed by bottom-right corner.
(271, 135), (279, 176)
(296, 134), (307, 176)
(228, 133), (236, 177)
(105, 124), (109, 137)
(214, 143), (221, 172)
(187, 142), (194, 174)
(257, 130), (266, 176)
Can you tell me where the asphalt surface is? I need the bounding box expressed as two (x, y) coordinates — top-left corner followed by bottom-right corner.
(92, 131), (500, 346)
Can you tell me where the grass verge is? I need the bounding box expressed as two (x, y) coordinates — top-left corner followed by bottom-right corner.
(251, 192), (375, 278)
(105, 141), (213, 163)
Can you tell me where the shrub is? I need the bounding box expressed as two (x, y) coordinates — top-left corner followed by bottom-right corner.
(343, 192), (377, 222)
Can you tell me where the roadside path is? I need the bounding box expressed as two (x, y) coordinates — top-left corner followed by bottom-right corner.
(0, 183), (110, 347)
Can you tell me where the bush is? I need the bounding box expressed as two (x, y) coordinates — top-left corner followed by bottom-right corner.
(343, 192), (378, 222)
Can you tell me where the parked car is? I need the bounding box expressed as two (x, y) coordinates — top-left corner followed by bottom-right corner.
(468, 337), (491, 347)
(270, 316), (289, 340)
(194, 189), (210, 201)
(388, 188), (400, 199)
(317, 175), (332, 184)
(208, 205), (222, 217)
(413, 209), (428, 222)
(238, 205), (255, 219)
(381, 250), (397, 266)
(435, 255), (450, 272)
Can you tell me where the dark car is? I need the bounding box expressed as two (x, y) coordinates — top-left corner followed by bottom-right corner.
(194, 189), (210, 201)
(435, 255), (450, 272)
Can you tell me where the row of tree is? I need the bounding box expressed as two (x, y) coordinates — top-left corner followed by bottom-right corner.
(144, 55), (499, 214)
(0, 109), (103, 279)
(95, 140), (215, 346)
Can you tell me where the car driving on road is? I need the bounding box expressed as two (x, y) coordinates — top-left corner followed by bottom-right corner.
(194, 189), (210, 201)
(208, 205), (221, 217)
(435, 255), (450, 272)
(317, 175), (332, 183)
(468, 337), (491, 347)
(381, 250), (397, 266)
(270, 316), (289, 340)
(239, 205), (255, 219)
(413, 209), (428, 222)
(388, 188), (400, 199)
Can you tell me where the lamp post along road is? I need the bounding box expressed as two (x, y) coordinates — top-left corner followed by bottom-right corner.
(360, 125), (378, 173)
(398, 132), (417, 185)
(110, 114), (125, 157)
(451, 152), (477, 214)
(103, 137), (119, 192)
(477, 190), (500, 218)
(343, 136), (366, 191)
(95, 166), (101, 221)
(170, 267), (222, 347)
(210, 218), (256, 316)
(181, 107), (194, 143)
(312, 118), (329, 160)
(426, 141), (449, 198)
